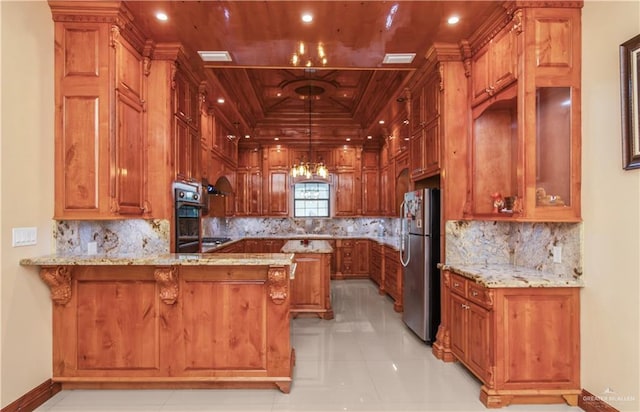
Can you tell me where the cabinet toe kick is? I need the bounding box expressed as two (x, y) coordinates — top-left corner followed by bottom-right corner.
(480, 387), (581, 408)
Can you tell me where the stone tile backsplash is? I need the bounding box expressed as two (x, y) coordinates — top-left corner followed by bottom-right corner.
(203, 217), (400, 239)
(55, 219), (170, 255)
(445, 220), (582, 278)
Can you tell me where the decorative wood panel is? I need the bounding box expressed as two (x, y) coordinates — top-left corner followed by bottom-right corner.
(63, 27), (99, 77)
(182, 281), (267, 370)
(76, 280), (158, 370)
(62, 96), (100, 211)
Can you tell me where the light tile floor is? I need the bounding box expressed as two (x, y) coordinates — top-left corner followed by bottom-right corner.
(36, 280), (580, 412)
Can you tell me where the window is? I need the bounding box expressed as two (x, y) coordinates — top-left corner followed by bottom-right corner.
(293, 182), (330, 217)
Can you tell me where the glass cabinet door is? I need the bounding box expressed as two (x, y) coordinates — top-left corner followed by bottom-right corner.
(535, 87), (572, 209)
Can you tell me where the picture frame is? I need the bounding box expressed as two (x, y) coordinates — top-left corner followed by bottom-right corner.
(620, 33), (640, 170)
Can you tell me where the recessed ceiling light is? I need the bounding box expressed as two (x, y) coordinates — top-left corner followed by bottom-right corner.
(217, 98), (225, 104)
(197, 51), (232, 62)
(155, 12), (168, 21)
(244, 135), (251, 139)
(346, 138), (351, 142)
(301, 13), (313, 23)
(274, 137), (280, 141)
(447, 15), (460, 25)
(378, 120), (385, 124)
(367, 135), (373, 140)
(382, 53), (416, 64)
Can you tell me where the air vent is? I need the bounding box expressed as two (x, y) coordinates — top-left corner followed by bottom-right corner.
(197, 51), (232, 62)
(382, 53), (416, 64)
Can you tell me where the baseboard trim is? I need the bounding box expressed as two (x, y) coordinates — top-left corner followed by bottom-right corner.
(579, 389), (620, 412)
(1, 379), (61, 412)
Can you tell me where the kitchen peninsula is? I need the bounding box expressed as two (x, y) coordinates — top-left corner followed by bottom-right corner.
(20, 253), (296, 393)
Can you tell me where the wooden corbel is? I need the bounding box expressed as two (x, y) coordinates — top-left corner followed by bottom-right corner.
(267, 266), (288, 305)
(154, 266), (179, 304)
(40, 266), (72, 305)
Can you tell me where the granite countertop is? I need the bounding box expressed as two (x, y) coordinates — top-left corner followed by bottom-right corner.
(20, 253), (295, 267)
(204, 235), (400, 250)
(439, 263), (584, 288)
(280, 239), (333, 253)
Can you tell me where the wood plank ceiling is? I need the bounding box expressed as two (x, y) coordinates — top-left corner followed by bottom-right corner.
(125, 1), (503, 146)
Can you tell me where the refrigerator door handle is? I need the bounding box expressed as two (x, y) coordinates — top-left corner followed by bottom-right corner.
(399, 200), (410, 267)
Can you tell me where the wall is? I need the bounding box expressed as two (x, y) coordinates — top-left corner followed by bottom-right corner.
(582, 1), (640, 410)
(0, 1), (55, 407)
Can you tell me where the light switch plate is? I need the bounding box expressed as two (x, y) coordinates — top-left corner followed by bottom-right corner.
(12, 227), (37, 247)
(552, 246), (562, 263)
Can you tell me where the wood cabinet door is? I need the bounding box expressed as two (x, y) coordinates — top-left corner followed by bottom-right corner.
(410, 129), (425, 179)
(174, 117), (191, 181)
(422, 119), (440, 176)
(335, 147), (358, 169)
(265, 170), (289, 216)
(334, 172), (357, 216)
(248, 170), (263, 215)
(449, 293), (467, 360)
(362, 170), (380, 216)
(114, 91), (146, 215)
(471, 46), (492, 104)
(354, 240), (370, 275)
(266, 147), (289, 169)
(290, 255), (324, 309)
(490, 24), (518, 94)
(235, 170), (250, 215)
(466, 302), (492, 382)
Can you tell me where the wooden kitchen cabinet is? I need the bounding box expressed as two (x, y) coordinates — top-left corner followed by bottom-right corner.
(369, 241), (384, 288)
(470, 19), (518, 107)
(465, 6), (582, 222)
(383, 245), (402, 312)
(435, 271), (581, 408)
(236, 147), (263, 216)
(40, 263), (293, 392)
(51, 6), (152, 219)
(264, 146), (289, 216)
(334, 172), (361, 216)
(334, 239), (368, 279)
(409, 69), (441, 180)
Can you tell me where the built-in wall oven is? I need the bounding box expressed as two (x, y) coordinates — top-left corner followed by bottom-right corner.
(174, 182), (202, 253)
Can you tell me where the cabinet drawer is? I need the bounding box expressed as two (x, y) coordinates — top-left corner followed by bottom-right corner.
(340, 240), (355, 247)
(450, 274), (466, 297)
(467, 282), (492, 309)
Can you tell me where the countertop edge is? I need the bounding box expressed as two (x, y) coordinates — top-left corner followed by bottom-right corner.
(439, 263), (584, 288)
(20, 253), (295, 267)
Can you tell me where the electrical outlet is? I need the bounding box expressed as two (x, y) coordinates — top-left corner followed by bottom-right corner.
(552, 246), (562, 263)
(12, 227), (37, 247)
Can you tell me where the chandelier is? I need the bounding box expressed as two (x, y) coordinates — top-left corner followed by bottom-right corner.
(290, 83), (329, 180)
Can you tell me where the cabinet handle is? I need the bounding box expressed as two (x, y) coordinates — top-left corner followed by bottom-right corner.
(471, 291), (478, 297)
(453, 282), (460, 287)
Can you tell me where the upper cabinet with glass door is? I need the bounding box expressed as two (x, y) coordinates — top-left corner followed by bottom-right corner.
(465, 3), (582, 222)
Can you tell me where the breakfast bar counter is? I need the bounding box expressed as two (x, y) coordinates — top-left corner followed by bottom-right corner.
(21, 253), (296, 393)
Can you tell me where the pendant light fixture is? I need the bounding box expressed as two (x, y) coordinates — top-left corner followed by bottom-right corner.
(290, 80), (329, 181)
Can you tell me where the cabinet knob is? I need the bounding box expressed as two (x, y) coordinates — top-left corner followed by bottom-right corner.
(472, 290), (478, 296)
(453, 282), (460, 287)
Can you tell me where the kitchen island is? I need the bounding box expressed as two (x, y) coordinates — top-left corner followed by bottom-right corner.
(281, 240), (334, 320)
(20, 253), (296, 393)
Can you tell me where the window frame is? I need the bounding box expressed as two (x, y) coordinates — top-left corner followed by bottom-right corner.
(293, 182), (331, 218)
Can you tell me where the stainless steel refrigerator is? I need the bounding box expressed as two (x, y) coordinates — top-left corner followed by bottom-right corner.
(400, 188), (441, 342)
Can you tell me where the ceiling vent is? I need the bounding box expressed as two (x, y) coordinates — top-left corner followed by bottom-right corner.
(382, 53), (416, 64)
(197, 51), (232, 62)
